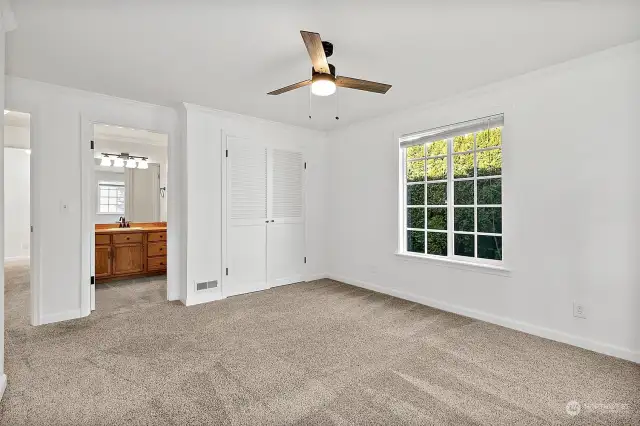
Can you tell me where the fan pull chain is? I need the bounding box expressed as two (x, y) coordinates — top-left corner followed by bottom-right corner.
(335, 85), (340, 120)
(308, 86), (312, 120)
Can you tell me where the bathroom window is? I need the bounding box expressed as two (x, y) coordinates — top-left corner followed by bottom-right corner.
(98, 182), (125, 214)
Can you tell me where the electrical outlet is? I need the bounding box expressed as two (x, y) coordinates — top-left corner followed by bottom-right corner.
(573, 302), (586, 319)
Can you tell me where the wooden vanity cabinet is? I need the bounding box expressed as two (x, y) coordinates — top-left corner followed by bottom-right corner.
(95, 228), (166, 283)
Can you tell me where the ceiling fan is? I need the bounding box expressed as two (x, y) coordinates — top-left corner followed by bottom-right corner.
(268, 30), (392, 97)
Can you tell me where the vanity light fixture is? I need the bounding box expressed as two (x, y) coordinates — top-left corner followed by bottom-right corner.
(100, 152), (151, 169)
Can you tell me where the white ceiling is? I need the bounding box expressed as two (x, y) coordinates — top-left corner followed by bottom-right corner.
(7, 1), (640, 130)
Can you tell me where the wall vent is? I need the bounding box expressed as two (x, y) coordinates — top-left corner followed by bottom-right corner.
(195, 280), (218, 291)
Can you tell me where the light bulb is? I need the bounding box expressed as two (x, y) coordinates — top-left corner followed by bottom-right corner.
(137, 159), (148, 169)
(311, 73), (336, 96)
(126, 158), (137, 168)
(112, 157), (124, 168)
(100, 156), (111, 167)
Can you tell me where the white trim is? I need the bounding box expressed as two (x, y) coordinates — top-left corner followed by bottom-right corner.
(40, 309), (83, 325)
(395, 252), (510, 276)
(0, 374), (6, 401)
(328, 274), (640, 364)
(304, 273), (328, 282)
(399, 114), (504, 147)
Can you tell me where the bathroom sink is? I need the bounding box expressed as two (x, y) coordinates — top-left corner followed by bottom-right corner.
(109, 227), (143, 231)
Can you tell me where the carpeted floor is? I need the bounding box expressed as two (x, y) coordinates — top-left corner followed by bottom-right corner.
(1, 261), (639, 425)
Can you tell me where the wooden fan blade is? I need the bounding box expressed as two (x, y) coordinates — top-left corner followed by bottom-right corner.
(336, 76), (392, 94)
(300, 30), (330, 74)
(267, 79), (311, 95)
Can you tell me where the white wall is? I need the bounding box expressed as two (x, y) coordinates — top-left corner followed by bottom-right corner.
(183, 104), (328, 306)
(327, 41), (640, 362)
(5, 76), (183, 324)
(94, 168), (124, 224)
(4, 148), (30, 259)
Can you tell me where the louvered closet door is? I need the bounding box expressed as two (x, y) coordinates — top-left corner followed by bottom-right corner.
(225, 136), (269, 297)
(267, 149), (305, 287)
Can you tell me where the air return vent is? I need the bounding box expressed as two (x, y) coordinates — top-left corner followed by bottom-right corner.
(195, 280), (218, 291)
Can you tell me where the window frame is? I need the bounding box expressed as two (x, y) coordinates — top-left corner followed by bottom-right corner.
(398, 124), (504, 268)
(97, 181), (126, 215)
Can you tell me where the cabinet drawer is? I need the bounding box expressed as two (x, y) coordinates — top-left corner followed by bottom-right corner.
(112, 233), (143, 244)
(147, 242), (167, 257)
(148, 231), (166, 242)
(95, 234), (111, 245)
(147, 256), (167, 271)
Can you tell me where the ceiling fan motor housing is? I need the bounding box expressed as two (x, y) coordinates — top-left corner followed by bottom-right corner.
(322, 41), (334, 58)
(312, 63), (336, 77)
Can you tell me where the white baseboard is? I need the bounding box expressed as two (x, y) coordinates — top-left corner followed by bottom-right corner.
(0, 374), (7, 401)
(40, 309), (83, 325)
(328, 274), (640, 364)
(305, 273), (328, 282)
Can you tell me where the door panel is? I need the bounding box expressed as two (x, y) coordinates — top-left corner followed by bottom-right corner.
(267, 149), (305, 287)
(226, 225), (267, 296)
(113, 243), (144, 275)
(225, 136), (268, 297)
(95, 246), (112, 278)
(267, 222), (304, 287)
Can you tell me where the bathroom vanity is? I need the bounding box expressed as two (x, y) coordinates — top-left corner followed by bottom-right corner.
(95, 222), (167, 283)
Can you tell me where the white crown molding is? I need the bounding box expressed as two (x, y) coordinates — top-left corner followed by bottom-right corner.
(0, 0), (16, 33)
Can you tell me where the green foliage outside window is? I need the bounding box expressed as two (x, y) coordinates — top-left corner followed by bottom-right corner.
(405, 127), (502, 260)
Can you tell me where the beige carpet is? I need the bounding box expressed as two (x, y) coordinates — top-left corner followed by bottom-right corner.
(1, 261), (639, 425)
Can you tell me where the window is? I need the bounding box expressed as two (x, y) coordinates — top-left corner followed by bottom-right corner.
(400, 115), (503, 265)
(98, 182), (125, 214)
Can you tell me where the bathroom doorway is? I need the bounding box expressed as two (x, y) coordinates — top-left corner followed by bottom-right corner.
(90, 123), (169, 312)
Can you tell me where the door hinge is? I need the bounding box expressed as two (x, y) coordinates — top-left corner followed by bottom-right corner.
(225, 149), (229, 158)
(90, 140), (95, 150)
(90, 276), (95, 285)
(304, 162), (307, 170)
(226, 267), (229, 276)
(304, 257), (307, 264)
(30, 225), (33, 232)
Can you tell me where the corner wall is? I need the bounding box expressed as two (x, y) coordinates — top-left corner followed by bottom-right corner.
(326, 41), (640, 362)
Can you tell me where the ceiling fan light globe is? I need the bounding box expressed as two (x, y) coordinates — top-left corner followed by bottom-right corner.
(311, 73), (336, 96)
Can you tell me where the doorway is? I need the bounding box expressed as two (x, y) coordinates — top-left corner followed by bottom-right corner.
(3, 110), (34, 326)
(90, 123), (169, 312)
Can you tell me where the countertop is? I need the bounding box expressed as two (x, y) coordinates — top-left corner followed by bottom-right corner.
(96, 227), (167, 234)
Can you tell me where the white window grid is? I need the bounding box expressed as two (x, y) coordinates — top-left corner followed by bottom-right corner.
(401, 129), (503, 265)
(98, 182), (125, 214)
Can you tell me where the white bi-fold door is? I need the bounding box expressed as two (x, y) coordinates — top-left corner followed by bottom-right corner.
(225, 136), (305, 297)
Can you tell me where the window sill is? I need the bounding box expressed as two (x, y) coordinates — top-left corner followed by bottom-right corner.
(394, 252), (511, 276)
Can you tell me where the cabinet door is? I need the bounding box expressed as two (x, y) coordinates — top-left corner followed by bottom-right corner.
(95, 246), (112, 278)
(113, 243), (144, 275)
